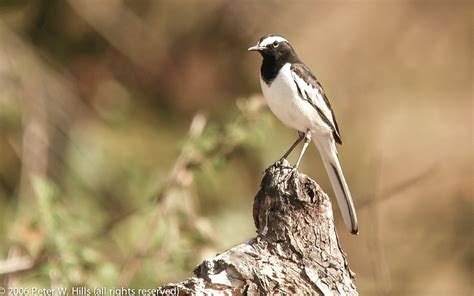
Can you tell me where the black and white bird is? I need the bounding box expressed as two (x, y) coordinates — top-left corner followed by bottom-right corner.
(248, 34), (358, 234)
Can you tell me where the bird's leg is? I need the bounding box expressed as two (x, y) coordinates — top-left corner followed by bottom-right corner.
(294, 130), (312, 169)
(281, 131), (305, 160)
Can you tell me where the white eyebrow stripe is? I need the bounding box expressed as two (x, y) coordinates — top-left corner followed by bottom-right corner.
(259, 36), (288, 47)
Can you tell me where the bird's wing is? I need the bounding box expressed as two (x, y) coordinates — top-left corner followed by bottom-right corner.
(290, 63), (342, 144)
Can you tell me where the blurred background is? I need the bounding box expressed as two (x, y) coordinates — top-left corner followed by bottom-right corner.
(0, 0), (472, 295)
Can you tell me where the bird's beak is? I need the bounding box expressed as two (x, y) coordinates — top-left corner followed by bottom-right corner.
(248, 45), (263, 52)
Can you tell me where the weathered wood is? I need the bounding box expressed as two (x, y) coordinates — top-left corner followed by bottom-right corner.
(160, 159), (358, 295)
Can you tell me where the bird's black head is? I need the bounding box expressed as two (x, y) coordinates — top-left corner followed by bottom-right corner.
(248, 34), (301, 84)
(248, 34), (299, 64)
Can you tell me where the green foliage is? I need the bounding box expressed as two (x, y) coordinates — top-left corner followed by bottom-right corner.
(3, 95), (271, 288)
(30, 177), (119, 286)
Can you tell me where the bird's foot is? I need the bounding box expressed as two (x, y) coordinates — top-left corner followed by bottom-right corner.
(279, 163), (295, 171)
(278, 165), (298, 185)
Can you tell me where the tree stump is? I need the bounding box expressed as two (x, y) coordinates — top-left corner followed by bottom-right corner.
(159, 159), (358, 295)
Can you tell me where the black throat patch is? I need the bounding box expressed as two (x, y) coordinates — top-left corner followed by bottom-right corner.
(259, 41), (300, 86)
(260, 54), (286, 85)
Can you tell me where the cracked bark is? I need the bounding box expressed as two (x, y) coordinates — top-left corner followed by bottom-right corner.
(160, 159), (358, 295)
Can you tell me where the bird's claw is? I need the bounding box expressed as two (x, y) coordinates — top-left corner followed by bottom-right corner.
(278, 165), (298, 185)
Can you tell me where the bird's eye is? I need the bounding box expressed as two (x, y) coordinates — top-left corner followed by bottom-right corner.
(273, 41), (279, 48)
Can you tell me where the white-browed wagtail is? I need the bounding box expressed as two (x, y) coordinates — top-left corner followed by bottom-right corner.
(249, 34), (359, 234)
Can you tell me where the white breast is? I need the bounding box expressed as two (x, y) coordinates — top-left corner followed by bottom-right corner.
(260, 63), (330, 134)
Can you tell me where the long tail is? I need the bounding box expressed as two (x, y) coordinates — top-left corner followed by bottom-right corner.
(314, 135), (358, 234)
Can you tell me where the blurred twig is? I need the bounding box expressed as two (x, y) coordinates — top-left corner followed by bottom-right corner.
(93, 97), (265, 240)
(0, 21), (87, 202)
(117, 113), (207, 287)
(117, 97), (266, 286)
(366, 155), (392, 295)
(358, 164), (438, 209)
(67, 0), (166, 72)
(0, 256), (34, 275)
(361, 159), (436, 294)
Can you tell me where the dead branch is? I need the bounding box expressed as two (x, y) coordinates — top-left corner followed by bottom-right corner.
(159, 159), (358, 295)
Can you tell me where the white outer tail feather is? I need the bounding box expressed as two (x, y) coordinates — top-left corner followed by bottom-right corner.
(314, 135), (359, 234)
